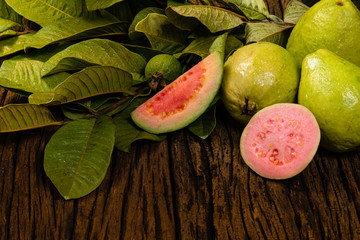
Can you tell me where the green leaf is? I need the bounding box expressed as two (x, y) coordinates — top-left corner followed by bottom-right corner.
(176, 33), (242, 59)
(0, 29), (18, 39)
(123, 43), (163, 61)
(167, 0), (185, 7)
(176, 35), (218, 59)
(222, 0), (270, 20)
(44, 115), (115, 200)
(209, 32), (228, 59)
(1, 45), (72, 94)
(29, 66), (133, 105)
(61, 104), (93, 120)
(24, 11), (128, 50)
(284, 0), (309, 24)
(86, 0), (125, 10)
(0, 0), (22, 23)
(61, 95), (125, 120)
(113, 97), (166, 152)
(224, 34), (244, 58)
(0, 60), (49, 92)
(127, 0), (166, 13)
(128, 7), (165, 40)
(5, 0), (89, 27)
(40, 38), (147, 77)
(187, 103), (217, 139)
(0, 104), (62, 132)
(135, 13), (188, 54)
(245, 22), (292, 46)
(106, 1), (133, 23)
(165, 5), (244, 33)
(11, 43), (73, 62)
(0, 33), (34, 58)
(268, 14), (283, 22)
(0, 17), (20, 33)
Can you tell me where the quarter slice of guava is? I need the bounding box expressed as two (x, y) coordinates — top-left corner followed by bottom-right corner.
(131, 51), (223, 134)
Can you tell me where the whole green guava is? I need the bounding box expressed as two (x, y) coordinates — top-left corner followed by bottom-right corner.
(298, 49), (360, 152)
(145, 54), (182, 85)
(286, 0), (360, 68)
(221, 42), (300, 125)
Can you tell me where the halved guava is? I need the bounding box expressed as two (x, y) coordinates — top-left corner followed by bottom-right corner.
(131, 52), (223, 134)
(240, 103), (321, 179)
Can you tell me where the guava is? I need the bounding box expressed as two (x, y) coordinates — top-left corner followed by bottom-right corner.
(131, 51), (223, 134)
(298, 49), (360, 152)
(286, 0), (360, 67)
(145, 54), (182, 88)
(240, 103), (321, 179)
(221, 42), (300, 125)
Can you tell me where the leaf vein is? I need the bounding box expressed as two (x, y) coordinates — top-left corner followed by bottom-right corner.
(36, 0), (73, 18)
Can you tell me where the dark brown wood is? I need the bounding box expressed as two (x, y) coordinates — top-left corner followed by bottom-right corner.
(2, 1), (360, 239)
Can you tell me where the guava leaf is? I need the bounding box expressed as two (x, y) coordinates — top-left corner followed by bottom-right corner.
(105, 1), (133, 23)
(29, 66), (133, 105)
(0, 0), (22, 23)
(269, 14), (283, 22)
(127, 0), (166, 13)
(176, 33), (242, 59)
(209, 32), (228, 59)
(0, 29), (18, 39)
(188, 103), (217, 139)
(4, 0), (89, 27)
(24, 11), (128, 50)
(221, 0), (270, 20)
(135, 13), (188, 54)
(128, 7), (165, 40)
(85, 0), (125, 11)
(0, 60), (51, 93)
(0, 33), (34, 58)
(165, 5), (244, 33)
(11, 43), (73, 63)
(61, 104), (93, 120)
(224, 34), (244, 58)
(40, 38), (147, 77)
(284, 0), (309, 24)
(123, 43), (163, 61)
(113, 97), (166, 152)
(61, 95), (125, 120)
(167, 0), (185, 7)
(176, 35), (221, 59)
(0, 17), (20, 33)
(0, 104), (62, 132)
(44, 115), (115, 200)
(245, 22), (292, 46)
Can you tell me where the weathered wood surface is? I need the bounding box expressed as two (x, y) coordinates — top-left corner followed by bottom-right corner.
(1, 0), (360, 239)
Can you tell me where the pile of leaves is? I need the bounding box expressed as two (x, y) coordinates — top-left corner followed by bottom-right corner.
(0, 0), (309, 199)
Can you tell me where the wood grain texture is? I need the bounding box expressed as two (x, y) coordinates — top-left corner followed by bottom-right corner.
(2, 0), (360, 239)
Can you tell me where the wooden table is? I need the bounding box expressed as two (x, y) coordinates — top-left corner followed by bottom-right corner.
(1, 1), (360, 239)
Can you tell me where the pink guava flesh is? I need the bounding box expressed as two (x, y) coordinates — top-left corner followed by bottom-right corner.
(240, 103), (321, 179)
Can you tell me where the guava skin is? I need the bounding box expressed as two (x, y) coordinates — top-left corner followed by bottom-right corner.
(145, 54), (182, 85)
(298, 49), (360, 152)
(286, 0), (360, 68)
(221, 42), (300, 125)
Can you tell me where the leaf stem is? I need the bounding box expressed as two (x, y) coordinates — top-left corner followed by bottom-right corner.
(248, 20), (295, 27)
(88, 83), (149, 119)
